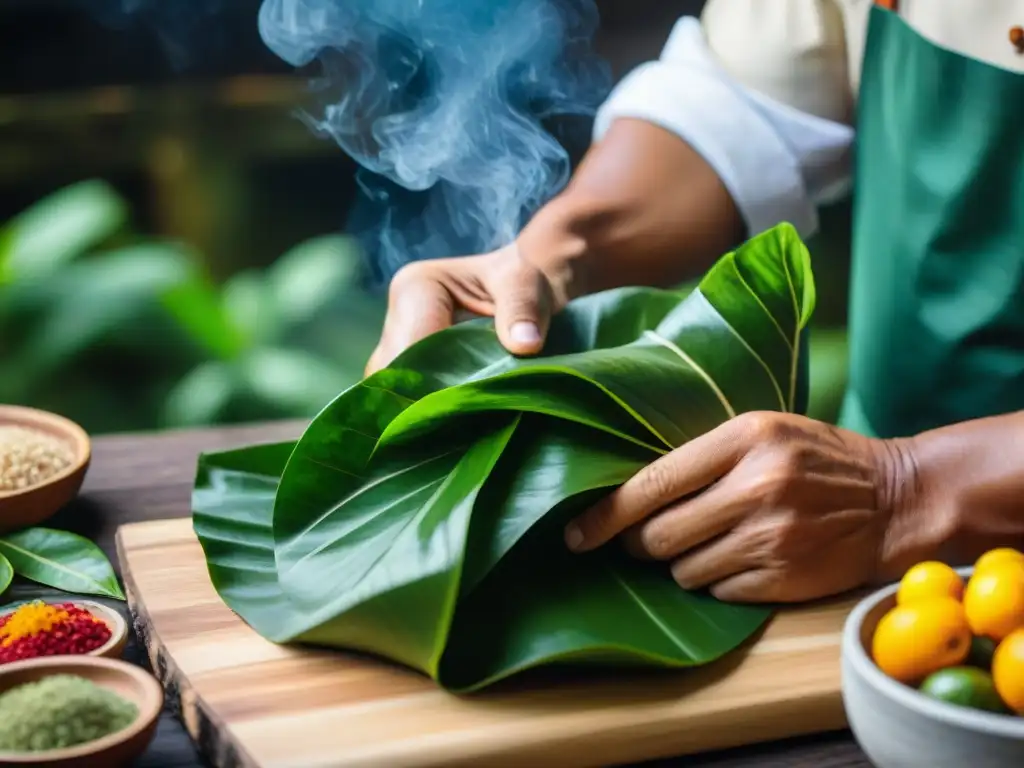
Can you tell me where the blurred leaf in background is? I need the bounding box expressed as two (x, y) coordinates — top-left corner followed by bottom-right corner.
(0, 180), (197, 431)
(0, 180), (127, 284)
(0, 179), (386, 434)
(161, 233), (384, 427)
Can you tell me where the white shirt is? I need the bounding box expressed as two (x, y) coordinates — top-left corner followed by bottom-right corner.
(593, 0), (1024, 239)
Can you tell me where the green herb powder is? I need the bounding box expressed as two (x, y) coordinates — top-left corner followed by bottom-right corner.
(0, 674), (138, 752)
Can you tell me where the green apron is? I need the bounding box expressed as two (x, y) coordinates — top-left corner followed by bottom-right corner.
(839, 5), (1024, 439)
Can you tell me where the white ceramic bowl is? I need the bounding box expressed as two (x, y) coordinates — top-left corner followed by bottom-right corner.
(842, 566), (1024, 768)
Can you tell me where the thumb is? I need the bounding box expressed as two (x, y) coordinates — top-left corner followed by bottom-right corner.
(492, 261), (552, 356)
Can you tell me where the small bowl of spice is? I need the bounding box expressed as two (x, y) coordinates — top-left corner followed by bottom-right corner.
(0, 656), (162, 767)
(0, 600), (128, 666)
(0, 405), (90, 535)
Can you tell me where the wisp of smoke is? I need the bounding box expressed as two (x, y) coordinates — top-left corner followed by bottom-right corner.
(85, 0), (228, 71)
(257, 0), (612, 285)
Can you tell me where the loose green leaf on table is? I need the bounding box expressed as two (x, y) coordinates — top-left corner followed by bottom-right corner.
(193, 222), (815, 692)
(0, 553), (11, 596)
(0, 529), (124, 600)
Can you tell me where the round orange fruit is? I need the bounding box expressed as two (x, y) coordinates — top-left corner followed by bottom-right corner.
(897, 561), (964, 605)
(872, 596), (972, 684)
(992, 628), (1024, 715)
(974, 548), (1024, 576)
(963, 562), (1024, 642)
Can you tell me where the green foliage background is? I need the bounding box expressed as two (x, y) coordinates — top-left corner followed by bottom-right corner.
(0, 180), (851, 434)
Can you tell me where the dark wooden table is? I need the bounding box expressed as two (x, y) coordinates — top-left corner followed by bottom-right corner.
(36, 421), (872, 767)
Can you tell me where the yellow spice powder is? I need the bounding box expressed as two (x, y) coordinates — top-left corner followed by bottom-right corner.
(0, 602), (72, 647)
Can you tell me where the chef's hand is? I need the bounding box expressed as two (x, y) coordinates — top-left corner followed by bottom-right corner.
(364, 241), (573, 375)
(563, 411), (916, 603)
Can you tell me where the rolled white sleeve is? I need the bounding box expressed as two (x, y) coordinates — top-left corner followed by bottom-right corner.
(593, 16), (855, 240)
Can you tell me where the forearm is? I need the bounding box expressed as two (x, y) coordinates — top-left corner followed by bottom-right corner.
(887, 411), (1024, 573)
(515, 8), (855, 301)
(518, 118), (746, 298)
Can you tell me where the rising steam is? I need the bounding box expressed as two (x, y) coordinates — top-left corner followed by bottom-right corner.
(257, 0), (611, 284)
(86, 0), (228, 71)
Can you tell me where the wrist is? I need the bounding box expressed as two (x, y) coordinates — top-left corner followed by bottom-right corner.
(874, 413), (1024, 580)
(871, 434), (958, 582)
(514, 118), (747, 300)
(515, 192), (615, 304)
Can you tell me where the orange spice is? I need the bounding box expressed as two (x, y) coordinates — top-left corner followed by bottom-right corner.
(0, 602), (71, 647)
(0, 601), (111, 664)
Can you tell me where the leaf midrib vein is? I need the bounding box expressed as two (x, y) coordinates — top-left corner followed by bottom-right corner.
(610, 571), (700, 659)
(0, 540), (109, 592)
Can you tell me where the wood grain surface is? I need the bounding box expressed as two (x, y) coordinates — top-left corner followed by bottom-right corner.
(117, 514), (863, 768)
(38, 419), (871, 766)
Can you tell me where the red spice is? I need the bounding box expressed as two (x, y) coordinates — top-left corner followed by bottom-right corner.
(0, 601), (111, 665)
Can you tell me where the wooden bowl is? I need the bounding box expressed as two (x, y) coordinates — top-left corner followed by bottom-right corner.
(0, 656), (162, 767)
(0, 406), (91, 535)
(0, 600), (128, 661)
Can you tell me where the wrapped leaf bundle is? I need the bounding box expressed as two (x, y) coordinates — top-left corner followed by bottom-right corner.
(192, 223), (816, 692)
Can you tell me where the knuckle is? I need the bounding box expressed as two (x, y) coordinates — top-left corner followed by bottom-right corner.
(746, 445), (810, 504)
(766, 513), (803, 558)
(620, 525), (651, 560)
(712, 573), (779, 603)
(389, 259), (445, 298)
(637, 460), (677, 508)
(744, 513), (803, 564)
(391, 259), (427, 284)
(774, 448), (805, 476)
(738, 410), (786, 442)
(736, 524), (776, 567)
(638, 520), (674, 560)
(749, 469), (793, 505)
(500, 275), (544, 312)
(577, 502), (617, 543)
(671, 561), (700, 589)
(388, 263), (423, 299)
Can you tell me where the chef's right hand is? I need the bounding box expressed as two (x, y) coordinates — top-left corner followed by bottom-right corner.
(364, 241), (569, 376)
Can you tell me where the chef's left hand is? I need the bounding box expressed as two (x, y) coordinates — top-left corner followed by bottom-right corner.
(563, 411), (913, 603)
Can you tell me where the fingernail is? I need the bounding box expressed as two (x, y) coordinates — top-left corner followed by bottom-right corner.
(510, 321), (541, 345)
(564, 523), (584, 552)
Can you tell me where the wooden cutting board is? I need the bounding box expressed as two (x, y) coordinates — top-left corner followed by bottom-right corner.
(117, 517), (862, 768)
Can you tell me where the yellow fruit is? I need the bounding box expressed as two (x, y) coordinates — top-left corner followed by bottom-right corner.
(872, 597), (972, 684)
(974, 548), (1024, 576)
(993, 629), (1024, 715)
(897, 561), (964, 605)
(963, 562), (1024, 642)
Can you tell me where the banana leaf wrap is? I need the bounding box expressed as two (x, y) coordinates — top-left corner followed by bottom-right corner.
(192, 222), (816, 692)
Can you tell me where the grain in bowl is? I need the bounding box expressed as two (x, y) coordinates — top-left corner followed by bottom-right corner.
(0, 426), (75, 492)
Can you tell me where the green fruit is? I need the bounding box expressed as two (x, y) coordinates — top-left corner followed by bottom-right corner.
(966, 636), (997, 670)
(919, 667), (1009, 714)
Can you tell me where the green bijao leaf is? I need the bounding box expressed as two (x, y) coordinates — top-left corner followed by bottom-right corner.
(0, 529), (125, 600)
(193, 222), (815, 692)
(0, 553), (12, 595)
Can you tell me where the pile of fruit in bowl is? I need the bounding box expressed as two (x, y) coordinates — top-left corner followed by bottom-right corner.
(871, 547), (1023, 716)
